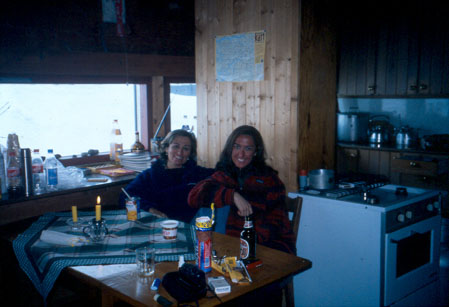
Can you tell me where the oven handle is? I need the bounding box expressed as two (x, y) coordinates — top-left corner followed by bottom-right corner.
(389, 230), (421, 244)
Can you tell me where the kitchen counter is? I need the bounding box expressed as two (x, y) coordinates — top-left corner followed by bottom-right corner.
(338, 142), (449, 156)
(0, 173), (136, 226)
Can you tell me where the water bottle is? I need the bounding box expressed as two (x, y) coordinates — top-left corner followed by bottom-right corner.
(32, 149), (45, 195)
(0, 148), (7, 195)
(44, 149), (58, 192)
(6, 150), (24, 198)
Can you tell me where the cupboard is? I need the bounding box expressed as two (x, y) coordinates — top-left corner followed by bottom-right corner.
(337, 2), (449, 97)
(337, 145), (448, 190)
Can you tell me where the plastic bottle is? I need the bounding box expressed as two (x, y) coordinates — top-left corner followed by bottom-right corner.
(31, 149), (45, 195)
(44, 149), (58, 192)
(299, 169), (308, 190)
(0, 147), (7, 195)
(110, 119), (123, 162)
(6, 150), (24, 198)
(131, 131), (145, 153)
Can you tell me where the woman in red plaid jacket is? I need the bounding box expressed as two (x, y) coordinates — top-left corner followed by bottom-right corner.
(188, 125), (296, 255)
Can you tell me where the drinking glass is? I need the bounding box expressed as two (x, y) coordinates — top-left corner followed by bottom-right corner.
(136, 247), (155, 277)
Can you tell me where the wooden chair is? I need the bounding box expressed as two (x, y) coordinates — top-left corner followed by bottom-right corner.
(283, 196), (303, 307)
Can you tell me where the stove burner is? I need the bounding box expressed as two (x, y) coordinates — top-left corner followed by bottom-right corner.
(395, 187), (408, 196)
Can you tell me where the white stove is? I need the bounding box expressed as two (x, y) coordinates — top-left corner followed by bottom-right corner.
(289, 184), (442, 306)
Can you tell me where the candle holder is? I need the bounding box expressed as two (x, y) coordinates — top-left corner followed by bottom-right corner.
(67, 218), (83, 231)
(83, 218), (109, 242)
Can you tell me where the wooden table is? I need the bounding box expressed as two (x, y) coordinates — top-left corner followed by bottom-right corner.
(67, 232), (312, 306)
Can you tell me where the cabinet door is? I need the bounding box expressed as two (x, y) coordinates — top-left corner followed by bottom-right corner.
(337, 7), (377, 96)
(358, 149), (391, 177)
(336, 147), (359, 174)
(338, 2), (449, 97)
(419, 6), (449, 96)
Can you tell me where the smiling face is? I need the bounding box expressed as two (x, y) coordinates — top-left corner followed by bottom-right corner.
(166, 136), (192, 169)
(231, 134), (256, 169)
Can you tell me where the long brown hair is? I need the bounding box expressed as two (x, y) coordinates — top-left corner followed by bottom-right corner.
(216, 125), (269, 172)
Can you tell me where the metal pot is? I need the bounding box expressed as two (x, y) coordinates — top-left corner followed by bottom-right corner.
(337, 113), (369, 143)
(309, 169), (335, 190)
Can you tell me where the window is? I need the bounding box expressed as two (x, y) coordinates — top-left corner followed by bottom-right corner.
(169, 83), (197, 135)
(0, 84), (138, 157)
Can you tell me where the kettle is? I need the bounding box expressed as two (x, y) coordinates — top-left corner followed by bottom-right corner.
(367, 115), (392, 144)
(395, 126), (416, 149)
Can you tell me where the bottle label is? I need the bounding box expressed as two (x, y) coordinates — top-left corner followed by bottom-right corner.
(240, 238), (250, 259)
(47, 168), (58, 185)
(244, 220), (253, 228)
(7, 167), (20, 178)
(197, 238), (212, 272)
(32, 164), (44, 174)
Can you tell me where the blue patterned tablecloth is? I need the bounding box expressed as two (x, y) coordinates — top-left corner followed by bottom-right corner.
(13, 210), (196, 301)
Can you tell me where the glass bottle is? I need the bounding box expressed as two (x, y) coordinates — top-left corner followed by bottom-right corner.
(131, 131), (145, 153)
(240, 214), (257, 264)
(110, 119), (123, 162)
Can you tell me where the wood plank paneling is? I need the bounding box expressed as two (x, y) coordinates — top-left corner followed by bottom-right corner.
(297, 0), (337, 173)
(196, 0), (298, 191)
(196, 0), (336, 191)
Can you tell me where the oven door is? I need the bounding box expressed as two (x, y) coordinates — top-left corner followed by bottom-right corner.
(384, 215), (441, 306)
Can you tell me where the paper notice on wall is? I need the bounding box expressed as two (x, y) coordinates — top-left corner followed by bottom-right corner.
(215, 30), (266, 82)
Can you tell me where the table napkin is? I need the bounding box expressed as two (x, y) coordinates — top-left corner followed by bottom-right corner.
(40, 230), (89, 246)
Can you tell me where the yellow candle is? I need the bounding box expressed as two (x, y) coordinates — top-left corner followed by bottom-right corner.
(95, 205), (101, 221)
(71, 206), (78, 222)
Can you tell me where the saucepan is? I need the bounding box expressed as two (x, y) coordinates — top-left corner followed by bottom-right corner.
(308, 169), (335, 190)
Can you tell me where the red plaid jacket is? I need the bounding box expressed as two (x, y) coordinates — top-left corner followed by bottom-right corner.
(188, 166), (296, 255)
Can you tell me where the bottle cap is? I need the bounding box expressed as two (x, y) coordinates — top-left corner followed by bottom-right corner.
(299, 169), (307, 176)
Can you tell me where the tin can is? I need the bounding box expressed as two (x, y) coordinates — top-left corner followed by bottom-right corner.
(126, 197), (140, 221)
(195, 216), (212, 273)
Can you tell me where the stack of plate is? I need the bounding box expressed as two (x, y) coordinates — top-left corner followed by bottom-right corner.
(119, 152), (156, 172)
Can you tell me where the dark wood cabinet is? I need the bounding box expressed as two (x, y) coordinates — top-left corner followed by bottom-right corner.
(337, 2), (449, 97)
(337, 145), (448, 191)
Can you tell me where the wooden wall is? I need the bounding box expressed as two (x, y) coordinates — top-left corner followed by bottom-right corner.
(195, 0), (336, 191)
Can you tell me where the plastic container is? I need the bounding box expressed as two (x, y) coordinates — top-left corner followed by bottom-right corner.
(110, 119), (123, 162)
(0, 147), (7, 195)
(44, 149), (58, 192)
(299, 169), (308, 190)
(31, 149), (45, 195)
(6, 150), (23, 198)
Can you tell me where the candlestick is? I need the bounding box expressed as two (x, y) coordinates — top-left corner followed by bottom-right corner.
(95, 205), (101, 221)
(72, 206), (78, 222)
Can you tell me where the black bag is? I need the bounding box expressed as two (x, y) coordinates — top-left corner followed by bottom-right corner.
(162, 264), (208, 304)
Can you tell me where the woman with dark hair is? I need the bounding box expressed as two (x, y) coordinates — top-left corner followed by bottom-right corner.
(188, 125), (296, 254)
(119, 129), (213, 223)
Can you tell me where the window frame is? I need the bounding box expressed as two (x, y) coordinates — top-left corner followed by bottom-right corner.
(0, 52), (195, 166)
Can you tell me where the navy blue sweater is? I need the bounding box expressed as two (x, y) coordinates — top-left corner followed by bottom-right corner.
(119, 159), (214, 223)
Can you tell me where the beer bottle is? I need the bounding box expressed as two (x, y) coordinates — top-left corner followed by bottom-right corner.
(240, 214), (256, 264)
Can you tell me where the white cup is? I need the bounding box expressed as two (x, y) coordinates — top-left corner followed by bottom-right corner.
(136, 247), (155, 277)
(161, 220), (179, 240)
